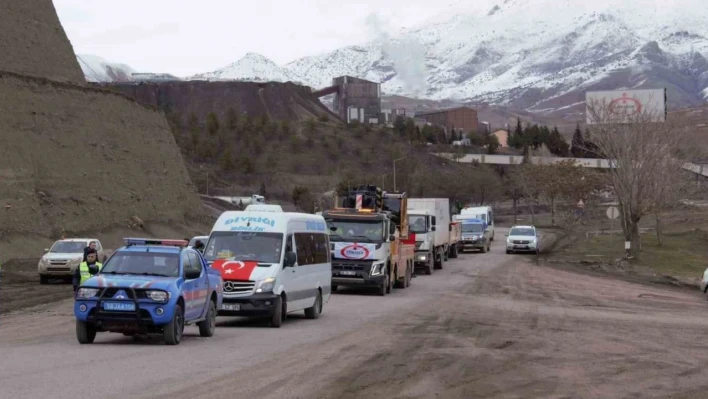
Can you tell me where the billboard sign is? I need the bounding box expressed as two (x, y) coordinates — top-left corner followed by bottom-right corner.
(585, 89), (667, 124)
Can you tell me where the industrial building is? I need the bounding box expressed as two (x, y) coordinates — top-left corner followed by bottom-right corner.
(380, 108), (406, 125)
(414, 106), (479, 136)
(313, 76), (381, 124)
(668, 105), (708, 133)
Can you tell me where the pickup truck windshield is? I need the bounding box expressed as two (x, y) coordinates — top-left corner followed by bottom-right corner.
(101, 252), (180, 276)
(408, 215), (427, 234)
(50, 241), (86, 253)
(462, 224), (484, 233)
(204, 232), (283, 263)
(326, 220), (384, 242)
(509, 228), (535, 236)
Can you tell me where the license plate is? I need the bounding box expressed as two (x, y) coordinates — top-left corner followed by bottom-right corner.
(103, 301), (135, 312)
(340, 271), (356, 276)
(223, 303), (240, 311)
(514, 245), (528, 249)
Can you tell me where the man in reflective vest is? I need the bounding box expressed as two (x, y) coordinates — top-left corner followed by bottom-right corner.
(73, 249), (103, 292)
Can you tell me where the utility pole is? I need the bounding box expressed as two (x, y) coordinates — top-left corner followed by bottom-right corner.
(393, 156), (408, 192)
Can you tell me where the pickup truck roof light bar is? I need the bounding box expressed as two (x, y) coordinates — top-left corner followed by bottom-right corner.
(124, 238), (189, 247)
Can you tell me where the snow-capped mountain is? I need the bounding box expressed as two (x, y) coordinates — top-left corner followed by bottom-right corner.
(187, 52), (306, 84)
(77, 54), (136, 82)
(78, 0), (708, 117)
(187, 0), (708, 116)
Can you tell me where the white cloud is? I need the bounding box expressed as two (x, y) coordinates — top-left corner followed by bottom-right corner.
(53, 0), (458, 76)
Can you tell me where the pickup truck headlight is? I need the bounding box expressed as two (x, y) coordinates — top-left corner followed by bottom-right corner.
(256, 277), (276, 293)
(76, 288), (99, 299)
(145, 290), (169, 302)
(370, 261), (385, 276)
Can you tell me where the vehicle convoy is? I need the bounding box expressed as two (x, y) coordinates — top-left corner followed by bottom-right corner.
(38, 238), (107, 284)
(73, 238), (223, 345)
(321, 185), (414, 296)
(408, 198), (451, 275)
(506, 225), (540, 254)
(455, 206), (495, 241)
(459, 219), (491, 253)
(448, 221), (462, 258)
(204, 208), (331, 327)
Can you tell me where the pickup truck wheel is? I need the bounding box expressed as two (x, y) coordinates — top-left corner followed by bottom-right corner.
(198, 300), (216, 337)
(270, 296), (284, 328)
(163, 304), (184, 345)
(76, 321), (96, 344)
(304, 291), (322, 319)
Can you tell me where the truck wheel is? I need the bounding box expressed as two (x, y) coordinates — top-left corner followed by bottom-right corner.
(40, 276), (49, 284)
(394, 266), (405, 289)
(76, 321), (96, 344)
(198, 300), (216, 337)
(386, 268), (392, 294)
(304, 290), (322, 319)
(443, 247), (449, 261)
(163, 304), (184, 345)
(451, 244), (458, 258)
(434, 250), (443, 270)
(405, 264), (412, 287)
(270, 295), (284, 328)
(425, 258), (433, 275)
(378, 273), (388, 296)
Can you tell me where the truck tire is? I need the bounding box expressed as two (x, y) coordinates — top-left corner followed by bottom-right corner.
(198, 300), (217, 337)
(394, 266), (405, 289)
(378, 272), (388, 296)
(386, 267), (392, 294)
(304, 290), (322, 319)
(443, 247), (449, 261)
(405, 264), (412, 287)
(163, 304), (184, 345)
(450, 243), (458, 258)
(76, 321), (96, 344)
(434, 250), (443, 270)
(424, 257), (433, 275)
(270, 295), (284, 328)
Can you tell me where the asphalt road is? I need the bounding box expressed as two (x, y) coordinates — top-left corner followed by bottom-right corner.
(0, 230), (517, 399)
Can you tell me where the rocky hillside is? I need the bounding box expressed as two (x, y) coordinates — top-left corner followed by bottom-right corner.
(0, 0), (202, 262)
(0, 0), (84, 83)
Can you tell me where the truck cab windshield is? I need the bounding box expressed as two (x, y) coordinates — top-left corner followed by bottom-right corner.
(326, 220), (384, 242)
(462, 224), (484, 233)
(408, 215), (427, 234)
(101, 252), (180, 277)
(203, 232), (283, 264)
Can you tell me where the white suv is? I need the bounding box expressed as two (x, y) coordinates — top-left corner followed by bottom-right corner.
(505, 225), (539, 255)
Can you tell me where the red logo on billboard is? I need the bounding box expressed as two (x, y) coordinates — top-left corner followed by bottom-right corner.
(608, 92), (642, 115)
(340, 244), (370, 259)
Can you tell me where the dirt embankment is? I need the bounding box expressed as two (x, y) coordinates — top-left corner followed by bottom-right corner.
(0, 72), (202, 253)
(105, 81), (338, 122)
(0, 0), (85, 83)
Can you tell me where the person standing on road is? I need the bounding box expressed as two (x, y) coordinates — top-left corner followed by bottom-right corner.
(83, 241), (98, 262)
(73, 249), (103, 292)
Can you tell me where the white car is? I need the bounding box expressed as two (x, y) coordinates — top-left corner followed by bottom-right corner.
(38, 238), (106, 283)
(505, 225), (540, 255)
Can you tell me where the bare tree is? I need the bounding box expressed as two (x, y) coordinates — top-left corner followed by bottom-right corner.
(585, 98), (693, 258)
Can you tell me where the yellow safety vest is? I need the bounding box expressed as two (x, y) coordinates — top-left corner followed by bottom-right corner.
(79, 261), (103, 285)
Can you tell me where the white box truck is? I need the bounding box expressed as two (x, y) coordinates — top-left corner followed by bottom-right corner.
(454, 206), (495, 241)
(407, 198), (451, 275)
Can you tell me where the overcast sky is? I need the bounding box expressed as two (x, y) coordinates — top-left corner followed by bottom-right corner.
(54, 0), (458, 77)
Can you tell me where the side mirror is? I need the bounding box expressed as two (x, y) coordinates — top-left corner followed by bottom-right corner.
(504, 233), (509, 236)
(389, 234), (396, 242)
(44, 248), (49, 252)
(284, 251), (297, 267)
(185, 269), (201, 280)
(88, 264), (99, 274)
(431, 226), (436, 232)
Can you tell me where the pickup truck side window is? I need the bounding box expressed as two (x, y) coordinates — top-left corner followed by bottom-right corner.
(185, 252), (202, 279)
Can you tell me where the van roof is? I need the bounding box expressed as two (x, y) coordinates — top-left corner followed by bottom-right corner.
(212, 211), (327, 234)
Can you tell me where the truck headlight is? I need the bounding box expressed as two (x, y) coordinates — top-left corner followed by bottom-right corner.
(76, 288), (99, 299)
(370, 261), (385, 276)
(256, 277), (276, 293)
(145, 290), (169, 302)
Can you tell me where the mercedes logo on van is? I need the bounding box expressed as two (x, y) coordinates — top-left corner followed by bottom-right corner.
(223, 281), (237, 292)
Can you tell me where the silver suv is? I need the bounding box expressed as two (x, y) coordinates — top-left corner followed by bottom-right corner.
(505, 225), (539, 255)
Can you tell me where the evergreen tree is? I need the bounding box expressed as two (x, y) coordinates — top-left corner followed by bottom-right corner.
(511, 118), (524, 149)
(547, 126), (570, 157)
(570, 123), (585, 157)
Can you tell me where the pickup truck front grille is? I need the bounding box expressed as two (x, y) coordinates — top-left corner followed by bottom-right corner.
(223, 280), (255, 297)
(513, 240), (530, 244)
(49, 260), (69, 266)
